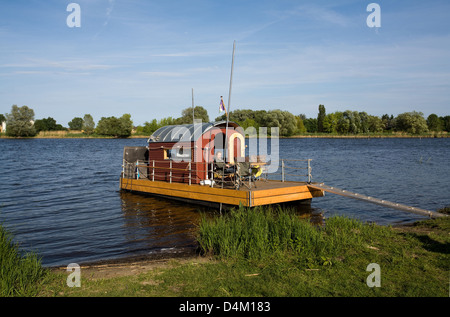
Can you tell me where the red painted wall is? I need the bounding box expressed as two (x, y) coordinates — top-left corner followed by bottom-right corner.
(148, 127), (243, 184)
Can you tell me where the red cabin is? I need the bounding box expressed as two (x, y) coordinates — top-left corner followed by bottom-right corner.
(123, 121), (245, 184)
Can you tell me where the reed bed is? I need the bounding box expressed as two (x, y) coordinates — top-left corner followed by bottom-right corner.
(197, 205), (393, 266)
(0, 225), (48, 296)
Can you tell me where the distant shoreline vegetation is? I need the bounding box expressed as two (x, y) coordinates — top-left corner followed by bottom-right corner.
(1, 104), (449, 139)
(2, 131), (448, 139)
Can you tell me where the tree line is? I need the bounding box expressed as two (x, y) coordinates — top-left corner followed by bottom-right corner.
(1, 105), (130, 138)
(2, 104), (449, 138)
(216, 105), (450, 136)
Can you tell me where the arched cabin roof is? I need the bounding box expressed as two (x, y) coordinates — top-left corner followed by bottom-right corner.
(147, 121), (241, 143)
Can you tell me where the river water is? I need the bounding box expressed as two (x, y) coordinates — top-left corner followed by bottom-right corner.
(0, 137), (449, 267)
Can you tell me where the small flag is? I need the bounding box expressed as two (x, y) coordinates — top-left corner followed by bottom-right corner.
(219, 96), (227, 114)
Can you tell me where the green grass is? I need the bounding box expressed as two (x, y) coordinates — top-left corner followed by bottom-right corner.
(198, 205), (331, 263)
(0, 225), (49, 296)
(437, 205), (450, 215)
(40, 205), (449, 297)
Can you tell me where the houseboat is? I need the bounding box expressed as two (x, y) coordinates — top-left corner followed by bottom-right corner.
(119, 121), (324, 208)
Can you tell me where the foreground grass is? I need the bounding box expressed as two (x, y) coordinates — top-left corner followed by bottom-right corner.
(0, 225), (49, 296)
(40, 206), (449, 297)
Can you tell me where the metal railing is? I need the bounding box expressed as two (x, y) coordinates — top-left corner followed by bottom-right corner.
(122, 158), (313, 187)
(123, 159), (204, 185)
(266, 159), (312, 183)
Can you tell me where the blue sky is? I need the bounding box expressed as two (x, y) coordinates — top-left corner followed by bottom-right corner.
(1, 0), (449, 126)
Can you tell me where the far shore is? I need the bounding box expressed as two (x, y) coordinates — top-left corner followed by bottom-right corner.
(1, 131), (449, 139)
(285, 133), (449, 139)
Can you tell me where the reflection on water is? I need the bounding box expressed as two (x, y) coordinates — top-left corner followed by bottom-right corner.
(119, 191), (206, 255)
(278, 201), (325, 226)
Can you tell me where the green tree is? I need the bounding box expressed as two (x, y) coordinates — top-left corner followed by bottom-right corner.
(215, 109), (268, 128)
(381, 114), (395, 131)
(68, 117), (83, 130)
(140, 119), (160, 134)
(230, 109), (258, 123)
(359, 111), (370, 133)
(338, 110), (366, 134)
(82, 114), (95, 135)
(178, 106), (209, 124)
(303, 118), (318, 133)
(96, 114), (132, 138)
(395, 111), (428, 134)
(440, 116), (450, 132)
(261, 109), (297, 136)
(336, 116), (350, 134)
(5, 105), (37, 137)
(349, 111), (360, 134)
(34, 119), (47, 132)
(426, 114), (442, 132)
(317, 104), (326, 133)
(0, 114), (6, 133)
(159, 116), (177, 127)
(295, 115), (306, 134)
(368, 115), (384, 133)
(34, 117), (65, 132)
(119, 113), (133, 136)
(240, 118), (259, 134)
(96, 117), (117, 136)
(322, 112), (342, 133)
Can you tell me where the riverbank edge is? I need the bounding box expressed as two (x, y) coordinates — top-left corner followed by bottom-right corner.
(48, 248), (203, 280)
(0, 206), (445, 297)
(46, 214), (449, 285)
(1, 133), (449, 139)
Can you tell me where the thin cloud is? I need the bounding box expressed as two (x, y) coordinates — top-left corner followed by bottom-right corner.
(0, 58), (116, 73)
(139, 71), (186, 78)
(269, 4), (354, 28)
(93, 0), (116, 38)
(104, 0), (115, 26)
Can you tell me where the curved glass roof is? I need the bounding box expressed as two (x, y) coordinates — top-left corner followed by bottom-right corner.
(147, 121), (241, 143)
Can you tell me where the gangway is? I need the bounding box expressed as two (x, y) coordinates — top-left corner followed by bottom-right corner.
(307, 183), (448, 219)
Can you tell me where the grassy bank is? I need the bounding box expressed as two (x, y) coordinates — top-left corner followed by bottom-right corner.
(39, 206), (449, 297)
(0, 225), (49, 296)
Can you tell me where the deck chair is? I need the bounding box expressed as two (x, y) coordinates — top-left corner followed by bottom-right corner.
(213, 162), (236, 188)
(236, 162), (254, 190)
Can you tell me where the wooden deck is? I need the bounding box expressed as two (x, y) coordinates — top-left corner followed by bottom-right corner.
(120, 177), (324, 208)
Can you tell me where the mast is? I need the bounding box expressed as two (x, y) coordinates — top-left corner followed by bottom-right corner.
(222, 41), (236, 190)
(224, 40), (236, 163)
(192, 88), (194, 124)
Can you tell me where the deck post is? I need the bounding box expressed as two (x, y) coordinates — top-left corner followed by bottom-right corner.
(308, 159), (312, 183)
(189, 162), (191, 185)
(210, 161), (214, 187)
(281, 159), (285, 182)
(152, 160), (155, 182)
(170, 160), (172, 183)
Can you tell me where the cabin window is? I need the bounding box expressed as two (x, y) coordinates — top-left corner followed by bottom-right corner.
(214, 132), (225, 151)
(170, 147), (191, 161)
(164, 149), (171, 160)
